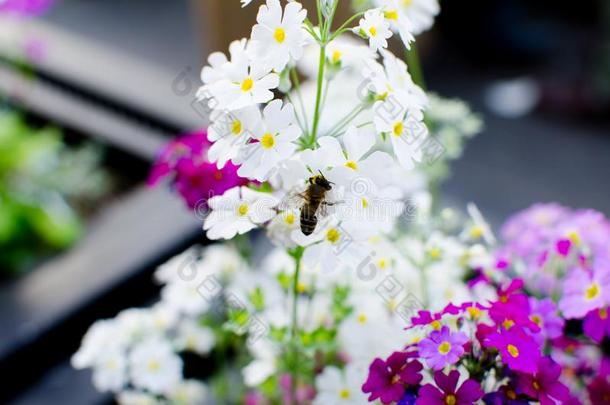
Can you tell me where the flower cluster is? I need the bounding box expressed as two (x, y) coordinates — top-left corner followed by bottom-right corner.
(0, 0), (54, 17)
(363, 282), (574, 404)
(148, 131), (248, 210)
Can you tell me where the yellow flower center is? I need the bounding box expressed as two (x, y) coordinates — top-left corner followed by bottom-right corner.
(429, 247), (442, 260)
(568, 231), (581, 246)
(378, 258), (387, 269)
(296, 282), (307, 293)
(345, 160), (358, 170)
(147, 360), (161, 372)
(586, 282), (600, 300)
(339, 389), (350, 399)
(445, 395), (457, 405)
(357, 313), (367, 324)
(470, 226), (484, 239)
(241, 77), (254, 92)
(384, 10), (399, 20)
(601, 308), (608, 319)
(507, 344), (520, 358)
(402, 0), (413, 7)
(438, 341), (451, 355)
(368, 26), (377, 37)
(284, 213), (295, 225)
(274, 27), (286, 43)
(331, 50), (342, 63)
(431, 320), (442, 330)
(326, 228), (341, 244)
(393, 121), (403, 136)
(532, 380), (541, 391)
(531, 315), (542, 326)
(261, 132), (276, 149)
(237, 203), (249, 216)
(503, 319), (515, 330)
(467, 306), (481, 319)
(231, 120), (242, 135)
(361, 198), (369, 208)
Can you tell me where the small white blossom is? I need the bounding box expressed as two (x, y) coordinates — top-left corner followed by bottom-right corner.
(379, 0), (416, 49)
(204, 186), (279, 240)
(91, 349), (127, 393)
(375, 0), (440, 35)
(354, 9), (392, 52)
(313, 364), (369, 405)
(168, 380), (209, 405)
(250, 0), (307, 71)
(208, 105), (262, 168)
(175, 321), (216, 355)
(236, 100), (300, 181)
(197, 39), (279, 111)
(117, 391), (161, 405)
(129, 338), (183, 394)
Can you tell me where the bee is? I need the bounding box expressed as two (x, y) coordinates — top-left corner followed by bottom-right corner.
(299, 173), (334, 236)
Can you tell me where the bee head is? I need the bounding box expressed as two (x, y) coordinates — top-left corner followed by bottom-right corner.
(309, 172), (332, 190)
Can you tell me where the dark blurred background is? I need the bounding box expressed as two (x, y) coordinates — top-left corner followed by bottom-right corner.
(0, 0), (608, 403)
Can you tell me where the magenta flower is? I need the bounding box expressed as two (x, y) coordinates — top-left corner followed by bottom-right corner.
(418, 326), (468, 371)
(528, 297), (564, 340)
(559, 268), (610, 319)
(0, 0), (54, 16)
(484, 327), (541, 374)
(583, 307), (610, 343)
(148, 131), (248, 209)
(489, 280), (538, 332)
(362, 351), (423, 404)
(416, 370), (483, 405)
(515, 357), (570, 404)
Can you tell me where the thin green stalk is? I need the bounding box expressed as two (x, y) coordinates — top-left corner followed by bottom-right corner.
(326, 103), (367, 138)
(288, 246), (304, 405)
(309, 44), (326, 147)
(329, 11), (366, 42)
(405, 43), (426, 90)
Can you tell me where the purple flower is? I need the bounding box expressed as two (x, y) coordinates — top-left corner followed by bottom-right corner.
(0, 0), (54, 16)
(583, 307), (610, 343)
(148, 131), (248, 209)
(362, 351), (423, 404)
(483, 385), (529, 405)
(418, 326), (468, 371)
(484, 326), (541, 374)
(489, 280), (539, 333)
(559, 268), (610, 319)
(528, 297), (564, 340)
(416, 370), (483, 405)
(515, 357), (570, 405)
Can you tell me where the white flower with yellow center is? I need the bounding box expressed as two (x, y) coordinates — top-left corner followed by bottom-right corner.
(204, 186), (279, 240)
(197, 38), (279, 111)
(313, 364), (370, 405)
(168, 380), (209, 405)
(92, 349), (127, 393)
(249, 0), (307, 72)
(129, 338), (182, 394)
(267, 208), (301, 248)
(175, 321), (215, 355)
(236, 99), (300, 181)
(375, 0), (440, 35)
(460, 203), (496, 245)
(378, 0), (416, 49)
(208, 105), (262, 169)
(354, 8), (392, 52)
(117, 391), (160, 405)
(376, 109), (427, 170)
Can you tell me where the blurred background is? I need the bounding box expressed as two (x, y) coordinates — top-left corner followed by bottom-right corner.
(0, 0), (607, 403)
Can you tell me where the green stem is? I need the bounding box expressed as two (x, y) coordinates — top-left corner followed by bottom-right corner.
(309, 44), (326, 147)
(405, 42), (426, 90)
(288, 246), (304, 405)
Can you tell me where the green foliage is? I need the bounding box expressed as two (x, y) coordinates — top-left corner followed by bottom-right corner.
(0, 111), (110, 276)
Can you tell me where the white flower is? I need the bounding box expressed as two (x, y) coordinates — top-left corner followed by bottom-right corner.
(235, 100), (300, 181)
(168, 380), (209, 405)
(266, 208), (301, 248)
(72, 320), (124, 369)
(129, 338), (183, 394)
(161, 277), (212, 318)
(175, 321), (216, 355)
(379, 0), (415, 49)
(375, 0), (440, 35)
(376, 106), (428, 170)
(207, 105), (262, 168)
(313, 364), (369, 405)
(461, 203), (495, 245)
(250, 0), (307, 71)
(197, 38), (279, 111)
(204, 186), (278, 240)
(354, 9), (392, 52)
(243, 340), (279, 386)
(91, 349), (127, 393)
(299, 36), (377, 78)
(117, 391), (160, 405)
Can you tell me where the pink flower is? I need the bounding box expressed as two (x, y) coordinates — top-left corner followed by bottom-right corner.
(362, 351), (423, 404)
(416, 370), (483, 405)
(418, 326), (468, 371)
(515, 357), (570, 405)
(484, 326), (541, 374)
(528, 297), (564, 340)
(583, 307), (610, 343)
(148, 131), (248, 209)
(559, 268), (610, 319)
(0, 0), (54, 16)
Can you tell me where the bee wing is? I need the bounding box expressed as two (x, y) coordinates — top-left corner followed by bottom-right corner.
(278, 190), (307, 211)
